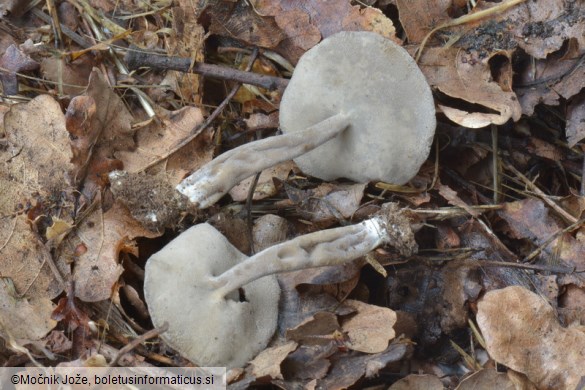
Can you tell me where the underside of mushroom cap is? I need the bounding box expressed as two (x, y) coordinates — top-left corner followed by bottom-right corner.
(144, 223), (280, 368)
(279, 31), (436, 185)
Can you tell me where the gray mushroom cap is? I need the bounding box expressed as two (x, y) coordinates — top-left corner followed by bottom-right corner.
(280, 31), (436, 184)
(144, 223), (280, 368)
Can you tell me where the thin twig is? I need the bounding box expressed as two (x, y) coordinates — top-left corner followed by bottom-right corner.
(108, 322), (169, 367)
(138, 48), (261, 172)
(125, 46), (289, 91)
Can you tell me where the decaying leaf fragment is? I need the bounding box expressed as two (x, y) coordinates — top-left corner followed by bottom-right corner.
(477, 285), (585, 389)
(0, 278), (56, 342)
(69, 201), (158, 302)
(342, 300), (396, 354)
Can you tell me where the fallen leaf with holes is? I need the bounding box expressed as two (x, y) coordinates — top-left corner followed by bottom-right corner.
(252, 0), (397, 62)
(477, 285), (585, 389)
(497, 198), (585, 269)
(249, 341), (297, 380)
(455, 369), (515, 390)
(67, 201), (158, 302)
(419, 47), (521, 127)
(389, 374), (444, 390)
(116, 106), (210, 184)
(65, 68), (134, 200)
(0, 278), (56, 341)
(230, 161), (295, 202)
(342, 300), (396, 353)
(395, 0), (451, 44)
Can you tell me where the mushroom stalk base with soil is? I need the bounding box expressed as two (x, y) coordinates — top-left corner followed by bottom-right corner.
(144, 203), (416, 368)
(177, 112), (350, 208)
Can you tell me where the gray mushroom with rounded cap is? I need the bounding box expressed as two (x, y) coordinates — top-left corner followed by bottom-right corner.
(144, 203), (416, 368)
(177, 31), (436, 208)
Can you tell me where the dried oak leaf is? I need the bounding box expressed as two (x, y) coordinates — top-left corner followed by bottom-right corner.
(1, 94), (75, 217)
(41, 57), (92, 97)
(497, 198), (585, 270)
(477, 285), (585, 390)
(395, 0), (452, 44)
(0, 216), (68, 299)
(253, 0), (397, 61)
(341, 300), (396, 354)
(70, 201), (158, 302)
(249, 341), (298, 380)
(116, 106), (209, 185)
(65, 68), (134, 199)
(0, 277), (57, 342)
(419, 47), (521, 127)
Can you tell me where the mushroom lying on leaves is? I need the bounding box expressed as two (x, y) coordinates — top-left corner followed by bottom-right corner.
(144, 203), (416, 368)
(177, 31), (436, 208)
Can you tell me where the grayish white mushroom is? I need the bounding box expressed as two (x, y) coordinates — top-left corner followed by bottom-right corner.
(177, 31), (436, 208)
(144, 203), (416, 368)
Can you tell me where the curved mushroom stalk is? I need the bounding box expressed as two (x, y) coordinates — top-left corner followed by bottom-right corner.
(177, 31), (436, 209)
(210, 204), (417, 299)
(177, 113), (350, 208)
(144, 203), (416, 368)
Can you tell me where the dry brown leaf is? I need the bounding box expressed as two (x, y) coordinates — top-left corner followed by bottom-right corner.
(437, 183), (480, 217)
(249, 341), (298, 380)
(229, 161), (295, 202)
(498, 198), (585, 269)
(286, 312), (341, 346)
(477, 285), (585, 390)
(566, 92), (585, 146)
(116, 106), (209, 184)
(419, 47), (522, 128)
(286, 183), (366, 226)
(0, 216), (68, 300)
(165, 1), (205, 104)
(1, 94), (74, 216)
(66, 68), (134, 199)
(250, 0), (396, 62)
(342, 300), (396, 354)
(389, 374), (444, 389)
(0, 44), (39, 95)
(253, 214), (289, 252)
(559, 284), (585, 327)
(204, 2), (285, 49)
(0, 278), (57, 341)
(70, 201), (158, 302)
(41, 57), (92, 97)
(455, 369), (515, 390)
(419, 47), (521, 127)
(318, 342), (408, 389)
(396, 0), (452, 44)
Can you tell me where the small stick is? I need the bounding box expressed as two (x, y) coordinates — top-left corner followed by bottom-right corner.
(125, 46), (289, 91)
(108, 322), (169, 367)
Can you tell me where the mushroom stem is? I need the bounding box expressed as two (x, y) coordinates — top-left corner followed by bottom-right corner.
(210, 207), (415, 299)
(177, 112), (350, 208)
